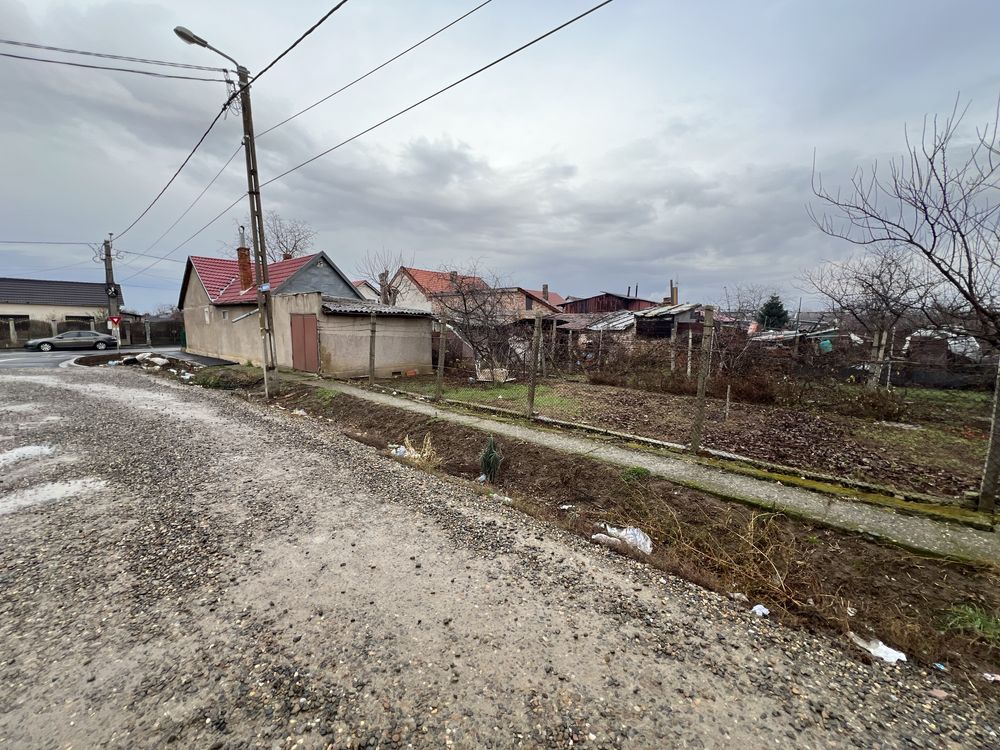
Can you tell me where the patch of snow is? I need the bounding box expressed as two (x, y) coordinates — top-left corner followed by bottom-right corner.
(0, 403), (38, 413)
(0, 478), (106, 516)
(0, 445), (54, 469)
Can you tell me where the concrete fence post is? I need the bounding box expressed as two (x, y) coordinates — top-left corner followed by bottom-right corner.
(689, 305), (715, 454)
(49, 320), (58, 337)
(525, 311), (543, 418)
(434, 313), (447, 402)
(7, 318), (16, 344)
(368, 312), (376, 386)
(669, 324), (677, 373)
(145, 321), (152, 347)
(686, 329), (693, 378)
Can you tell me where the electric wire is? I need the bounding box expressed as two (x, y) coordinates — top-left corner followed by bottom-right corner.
(113, 0), (353, 243)
(0, 240), (92, 245)
(0, 51), (229, 82)
(260, 0), (615, 189)
(0, 38), (229, 71)
(257, 0), (492, 138)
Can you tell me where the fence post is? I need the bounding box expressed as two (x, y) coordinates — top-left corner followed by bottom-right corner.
(368, 312), (376, 386)
(597, 329), (604, 368)
(723, 383), (731, 422)
(689, 305), (715, 454)
(686, 329), (693, 378)
(434, 312), (447, 401)
(525, 311), (543, 418)
(979, 361), (1000, 513)
(7, 318), (16, 344)
(669, 324), (677, 372)
(541, 316), (548, 379)
(145, 321), (152, 347)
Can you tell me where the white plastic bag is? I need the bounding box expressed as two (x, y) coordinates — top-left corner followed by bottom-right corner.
(849, 632), (906, 664)
(599, 524), (652, 555)
(751, 604), (769, 618)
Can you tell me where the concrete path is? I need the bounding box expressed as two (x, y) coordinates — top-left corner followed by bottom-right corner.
(330, 382), (1000, 566)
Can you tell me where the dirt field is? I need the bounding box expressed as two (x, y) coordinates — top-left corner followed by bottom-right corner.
(384, 375), (989, 500)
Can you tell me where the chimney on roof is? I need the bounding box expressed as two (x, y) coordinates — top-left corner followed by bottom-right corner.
(281, 251), (293, 261)
(449, 270), (458, 288)
(671, 280), (679, 306)
(627, 285), (631, 297)
(237, 246), (253, 290)
(542, 283), (549, 301)
(635, 283), (639, 298)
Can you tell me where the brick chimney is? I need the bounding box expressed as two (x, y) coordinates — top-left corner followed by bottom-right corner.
(237, 246), (253, 290)
(542, 283), (549, 301)
(671, 280), (679, 305)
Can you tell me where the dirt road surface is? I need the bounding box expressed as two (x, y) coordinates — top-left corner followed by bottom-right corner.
(0, 368), (996, 749)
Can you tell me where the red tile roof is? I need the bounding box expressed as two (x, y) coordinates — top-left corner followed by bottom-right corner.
(190, 254), (317, 305)
(523, 288), (566, 307)
(401, 267), (488, 295)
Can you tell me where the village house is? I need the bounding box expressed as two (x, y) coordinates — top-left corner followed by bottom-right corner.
(352, 279), (380, 300)
(179, 250), (433, 376)
(390, 267), (488, 311)
(0, 277), (120, 327)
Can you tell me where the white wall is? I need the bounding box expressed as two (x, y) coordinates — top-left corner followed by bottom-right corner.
(393, 273), (431, 311)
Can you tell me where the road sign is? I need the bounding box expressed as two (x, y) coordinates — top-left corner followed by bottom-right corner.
(109, 316), (121, 326)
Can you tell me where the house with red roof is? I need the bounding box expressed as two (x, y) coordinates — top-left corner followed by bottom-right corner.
(178, 250), (433, 376)
(390, 267), (489, 311)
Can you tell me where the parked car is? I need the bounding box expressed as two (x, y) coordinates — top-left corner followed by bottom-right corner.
(24, 331), (118, 352)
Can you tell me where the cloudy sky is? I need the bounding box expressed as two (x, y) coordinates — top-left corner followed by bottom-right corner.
(3, 0), (1000, 312)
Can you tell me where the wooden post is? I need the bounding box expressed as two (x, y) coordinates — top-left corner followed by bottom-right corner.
(551, 319), (557, 361)
(686, 329), (693, 378)
(723, 383), (731, 422)
(979, 361), (1000, 513)
(541, 316), (548, 379)
(434, 313), (447, 401)
(525, 311), (543, 418)
(689, 306), (715, 454)
(368, 312), (376, 386)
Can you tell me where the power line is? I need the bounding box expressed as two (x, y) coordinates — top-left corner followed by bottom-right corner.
(121, 193), (247, 281)
(0, 38), (229, 72)
(0, 240), (92, 245)
(258, 0), (492, 138)
(113, 1), (353, 243)
(261, 0), (616, 189)
(121, 250), (186, 264)
(0, 51), (229, 82)
(253, 0), (351, 83)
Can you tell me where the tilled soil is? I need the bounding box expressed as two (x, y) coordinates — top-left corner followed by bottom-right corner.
(0, 368), (997, 749)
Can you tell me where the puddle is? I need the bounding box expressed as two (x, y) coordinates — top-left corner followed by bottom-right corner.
(0, 445), (54, 469)
(0, 478), (107, 516)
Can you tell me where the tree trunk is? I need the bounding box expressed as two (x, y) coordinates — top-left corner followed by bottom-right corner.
(979, 362), (1000, 514)
(867, 329), (887, 388)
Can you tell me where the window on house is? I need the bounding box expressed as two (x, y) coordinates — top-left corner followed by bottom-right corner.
(525, 296), (534, 310)
(222, 310), (229, 321)
(204, 308), (211, 325)
(65, 315), (93, 322)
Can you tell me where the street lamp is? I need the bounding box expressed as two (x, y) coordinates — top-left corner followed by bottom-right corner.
(173, 25), (276, 395)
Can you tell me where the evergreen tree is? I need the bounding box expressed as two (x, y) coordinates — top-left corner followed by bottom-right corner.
(756, 294), (789, 329)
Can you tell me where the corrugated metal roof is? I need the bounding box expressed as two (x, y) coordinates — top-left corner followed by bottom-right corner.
(321, 296), (431, 317)
(634, 302), (701, 318)
(0, 277), (121, 307)
(587, 310), (635, 331)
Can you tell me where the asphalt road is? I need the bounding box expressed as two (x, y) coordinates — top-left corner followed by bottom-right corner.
(0, 346), (181, 369)
(0, 367), (996, 749)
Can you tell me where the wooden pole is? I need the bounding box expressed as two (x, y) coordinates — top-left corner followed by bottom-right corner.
(541, 316), (548, 379)
(689, 306), (715, 454)
(724, 383), (731, 422)
(525, 311), (543, 418)
(434, 313), (447, 401)
(368, 312), (376, 386)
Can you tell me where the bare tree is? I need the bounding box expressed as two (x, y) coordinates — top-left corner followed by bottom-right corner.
(233, 211), (316, 263)
(810, 99), (1000, 345)
(355, 248), (409, 305)
(811, 97), (1000, 510)
(430, 265), (522, 383)
(802, 246), (933, 386)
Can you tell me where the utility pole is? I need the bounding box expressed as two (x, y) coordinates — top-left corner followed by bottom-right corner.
(368, 312), (377, 386)
(980, 362), (1000, 514)
(525, 311), (543, 418)
(435, 311), (447, 401)
(103, 235), (121, 348)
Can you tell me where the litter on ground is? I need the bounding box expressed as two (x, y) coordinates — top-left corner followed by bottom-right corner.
(984, 673), (1000, 683)
(597, 524), (652, 555)
(849, 632), (907, 664)
(751, 604), (769, 618)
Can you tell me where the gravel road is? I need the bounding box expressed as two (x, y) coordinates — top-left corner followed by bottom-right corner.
(0, 368), (996, 749)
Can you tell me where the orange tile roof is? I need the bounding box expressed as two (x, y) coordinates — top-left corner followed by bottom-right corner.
(190, 254), (317, 305)
(401, 267), (488, 295)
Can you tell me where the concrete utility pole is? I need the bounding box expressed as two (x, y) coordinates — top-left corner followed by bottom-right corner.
(689, 305), (715, 454)
(103, 236), (120, 348)
(103, 236), (120, 318)
(174, 25), (276, 390)
(368, 312), (377, 386)
(525, 311), (543, 418)
(434, 311), (447, 401)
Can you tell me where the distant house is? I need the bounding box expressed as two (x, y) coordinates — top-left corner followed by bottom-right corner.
(0, 277), (120, 325)
(390, 267), (489, 311)
(178, 251), (432, 375)
(353, 279), (380, 301)
(560, 291), (659, 315)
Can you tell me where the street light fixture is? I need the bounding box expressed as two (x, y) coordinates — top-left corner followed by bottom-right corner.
(173, 25), (276, 395)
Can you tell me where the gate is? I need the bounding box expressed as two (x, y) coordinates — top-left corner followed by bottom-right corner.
(290, 313), (319, 372)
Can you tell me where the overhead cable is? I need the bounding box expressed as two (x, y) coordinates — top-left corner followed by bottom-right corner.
(0, 51), (228, 82)
(0, 37), (229, 71)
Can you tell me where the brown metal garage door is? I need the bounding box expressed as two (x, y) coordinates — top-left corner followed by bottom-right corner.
(290, 313), (319, 373)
